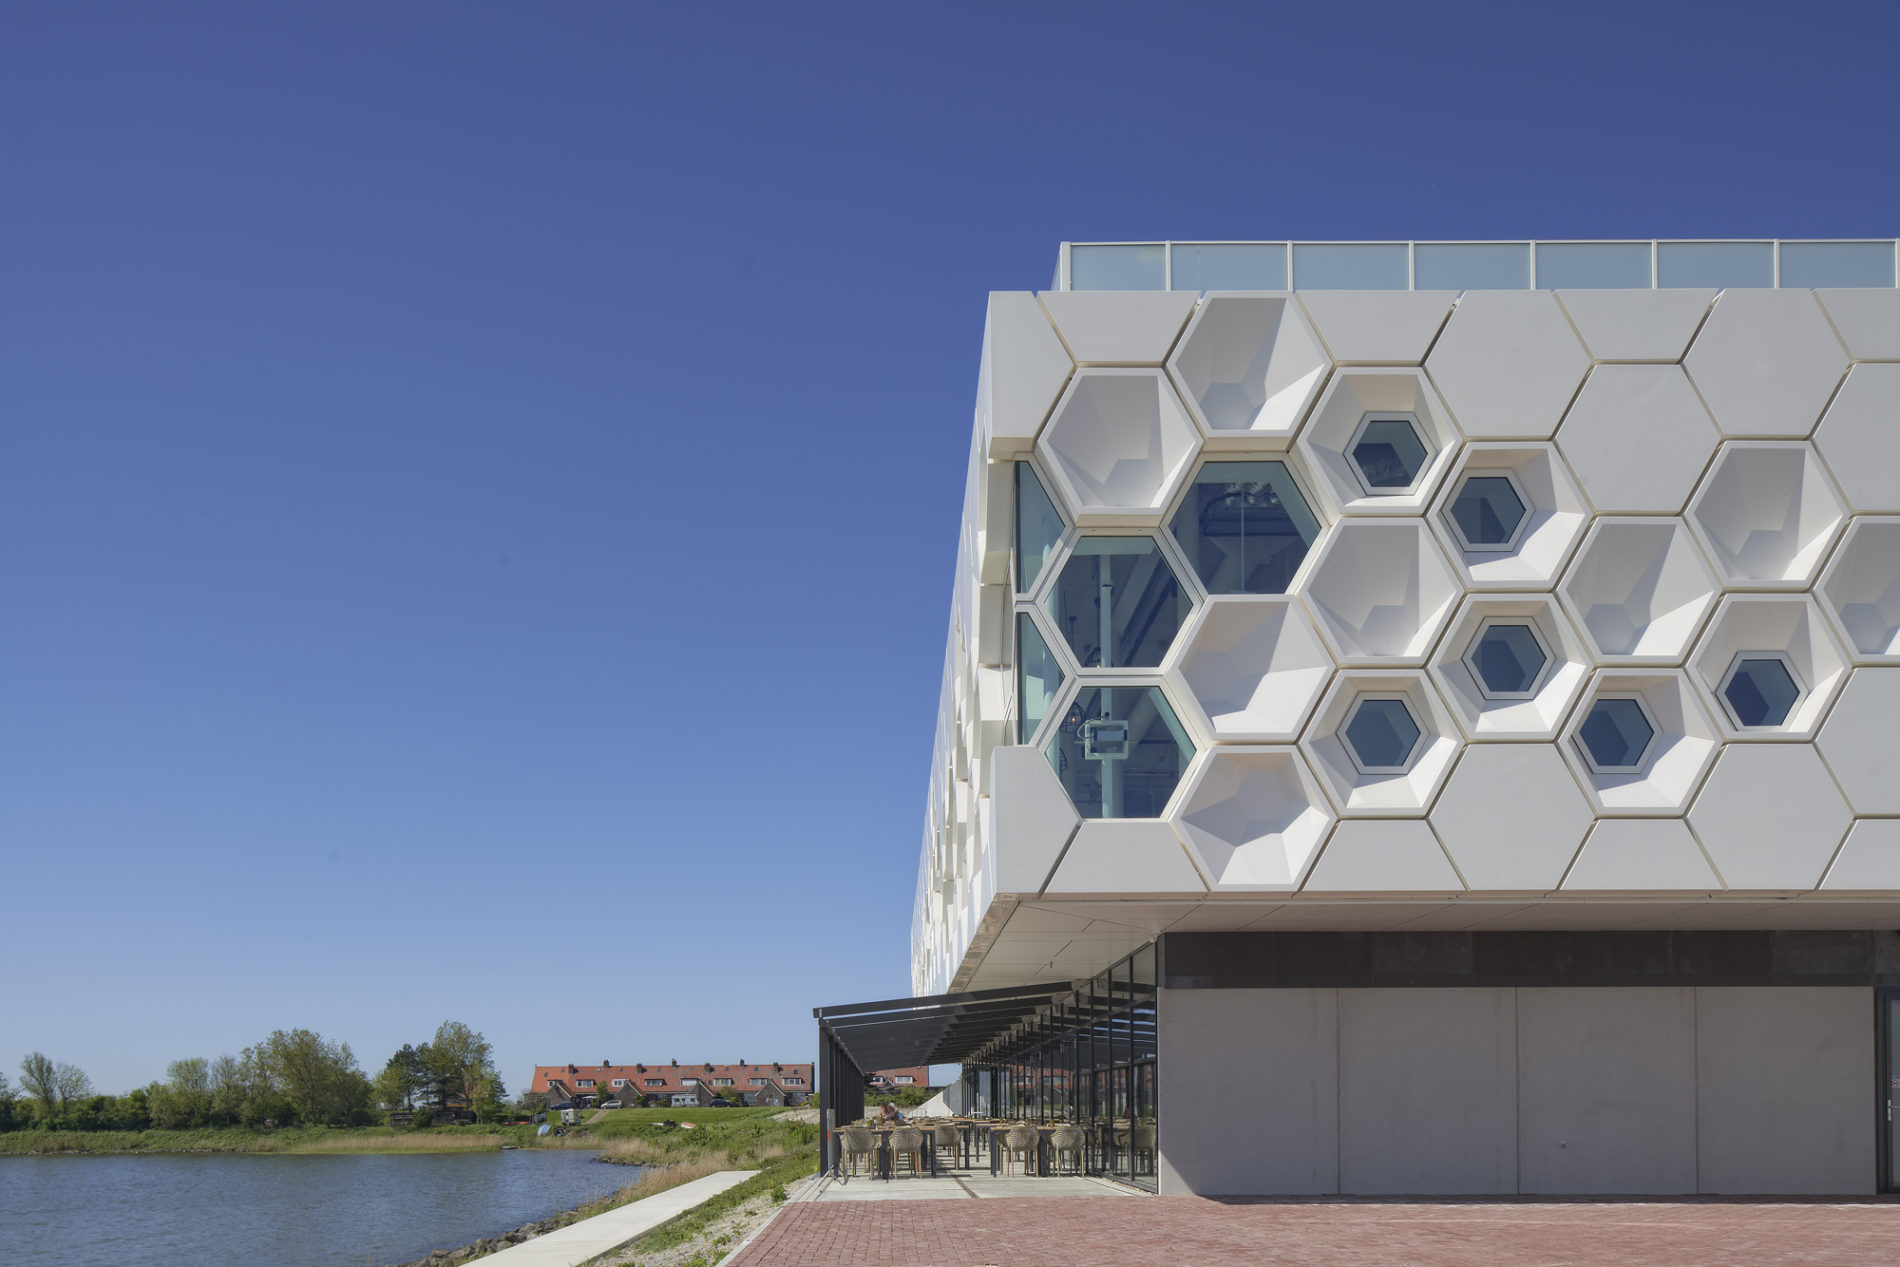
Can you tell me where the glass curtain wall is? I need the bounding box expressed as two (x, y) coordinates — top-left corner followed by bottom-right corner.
(963, 943), (1159, 1189)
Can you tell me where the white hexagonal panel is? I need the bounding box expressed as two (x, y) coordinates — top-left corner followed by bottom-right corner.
(1301, 670), (1460, 818)
(1166, 295), (1331, 449)
(1171, 746), (1337, 891)
(1036, 369), (1201, 525)
(1555, 365), (1721, 513)
(1689, 595), (1849, 742)
(1429, 743), (1594, 890)
(1815, 667), (1900, 815)
(1687, 744), (1853, 890)
(1427, 443), (1589, 590)
(1556, 289), (1715, 363)
(1040, 290), (1198, 366)
(1297, 290), (1456, 365)
(1429, 594), (1590, 740)
(1299, 519), (1461, 665)
(1302, 818), (1464, 893)
(1043, 819), (1207, 895)
(1557, 518), (1720, 665)
(1562, 818), (1723, 892)
(1165, 597), (1334, 743)
(1559, 670), (1721, 817)
(1816, 288), (1900, 361)
(1812, 363), (1900, 513)
(1820, 819), (1900, 891)
(1684, 289), (1849, 438)
(980, 292), (1075, 457)
(1685, 442), (1846, 589)
(1294, 368), (1461, 516)
(1425, 291), (1592, 440)
(1817, 517), (1900, 663)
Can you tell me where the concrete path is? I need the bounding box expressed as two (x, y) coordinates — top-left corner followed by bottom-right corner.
(471, 1171), (754, 1265)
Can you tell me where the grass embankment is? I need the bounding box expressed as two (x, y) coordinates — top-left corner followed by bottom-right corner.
(0, 1123), (534, 1156)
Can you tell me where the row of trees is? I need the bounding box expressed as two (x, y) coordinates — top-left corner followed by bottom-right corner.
(3, 1021), (507, 1133)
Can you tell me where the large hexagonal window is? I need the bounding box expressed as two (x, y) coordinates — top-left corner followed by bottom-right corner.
(1168, 461), (1322, 595)
(1043, 536), (1191, 669)
(1016, 463), (1067, 594)
(1044, 685), (1195, 818)
(1349, 414), (1432, 493)
(1017, 612), (1066, 744)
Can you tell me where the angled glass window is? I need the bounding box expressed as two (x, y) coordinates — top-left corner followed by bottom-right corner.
(1576, 697), (1656, 771)
(1045, 685), (1194, 818)
(1043, 536), (1191, 669)
(1168, 461), (1322, 595)
(1348, 414), (1430, 492)
(1017, 463), (1067, 594)
(1720, 655), (1802, 727)
(1341, 697), (1423, 773)
(1448, 475), (1529, 550)
(1017, 613), (1065, 744)
(1464, 622), (1549, 698)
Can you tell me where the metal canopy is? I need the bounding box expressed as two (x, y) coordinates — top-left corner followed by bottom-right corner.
(813, 980), (1073, 1071)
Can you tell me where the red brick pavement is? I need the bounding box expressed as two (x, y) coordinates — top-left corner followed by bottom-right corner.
(727, 1195), (1900, 1266)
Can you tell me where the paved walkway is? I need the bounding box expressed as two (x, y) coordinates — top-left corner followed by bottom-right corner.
(471, 1171), (753, 1265)
(810, 1174), (1134, 1201)
(727, 1195), (1900, 1266)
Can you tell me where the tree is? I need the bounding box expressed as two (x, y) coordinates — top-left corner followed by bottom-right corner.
(373, 1044), (428, 1111)
(425, 1021), (498, 1114)
(250, 1030), (371, 1126)
(208, 1055), (247, 1126)
(19, 1053), (58, 1118)
(149, 1057), (212, 1129)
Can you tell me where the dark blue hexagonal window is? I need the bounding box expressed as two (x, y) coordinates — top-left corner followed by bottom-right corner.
(1045, 685), (1195, 818)
(1449, 475), (1528, 550)
(1168, 460), (1323, 595)
(1463, 623), (1549, 698)
(1043, 536), (1192, 669)
(1342, 697), (1423, 772)
(1721, 656), (1801, 728)
(1577, 697), (1656, 771)
(1348, 414), (1430, 492)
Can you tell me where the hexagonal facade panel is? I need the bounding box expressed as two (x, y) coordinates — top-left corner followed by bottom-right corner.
(1684, 289), (1848, 438)
(1429, 743), (1595, 890)
(1687, 743), (1854, 890)
(1171, 746), (1337, 890)
(1812, 363), (1900, 513)
(1166, 295), (1331, 448)
(1562, 818), (1722, 892)
(1295, 368), (1462, 516)
(1688, 594), (1849, 741)
(1559, 670), (1721, 816)
(1556, 365), (1721, 514)
(1043, 535), (1191, 669)
(1302, 818), (1464, 893)
(1167, 458), (1325, 595)
(1429, 595), (1590, 740)
(1299, 519), (1461, 666)
(1302, 670), (1460, 817)
(1555, 289), (1715, 363)
(1428, 443), (1589, 590)
(1166, 597), (1334, 743)
(1685, 442), (1846, 589)
(1425, 291), (1591, 440)
(1298, 290), (1456, 365)
(1036, 369), (1200, 524)
(1817, 517), (1900, 662)
(1815, 667), (1900, 815)
(1558, 517), (1720, 664)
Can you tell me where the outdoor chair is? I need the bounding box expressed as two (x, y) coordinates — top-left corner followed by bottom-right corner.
(1001, 1124), (1038, 1177)
(932, 1122), (962, 1173)
(838, 1126), (878, 1180)
(1050, 1124), (1086, 1176)
(1131, 1123), (1156, 1177)
(889, 1126), (926, 1178)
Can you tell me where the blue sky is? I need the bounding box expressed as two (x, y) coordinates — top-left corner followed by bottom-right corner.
(4, 1), (1896, 1095)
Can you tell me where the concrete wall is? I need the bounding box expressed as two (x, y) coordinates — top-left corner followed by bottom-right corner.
(1156, 984), (1873, 1196)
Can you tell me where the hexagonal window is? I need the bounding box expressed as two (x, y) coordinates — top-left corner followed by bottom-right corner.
(1044, 685), (1195, 818)
(1017, 612), (1066, 744)
(1341, 697), (1423, 774)
(1044, 536), (1191, 669)
(1348, 413), (1431, 493)
(1575, 697), (1657, 773)
(1168, 461), (1322, 595)
(1016, 463), (1067, 594)
(1463, 622), (1549, 699)
(1447, 474), (1528, 551)
(1720, 654), (1803, 728)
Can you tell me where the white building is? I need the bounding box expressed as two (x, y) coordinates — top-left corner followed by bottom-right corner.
(818, 239), (1900, 1197)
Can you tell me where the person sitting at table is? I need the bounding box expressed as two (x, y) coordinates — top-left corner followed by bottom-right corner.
(878, 1100), (906, 1124)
